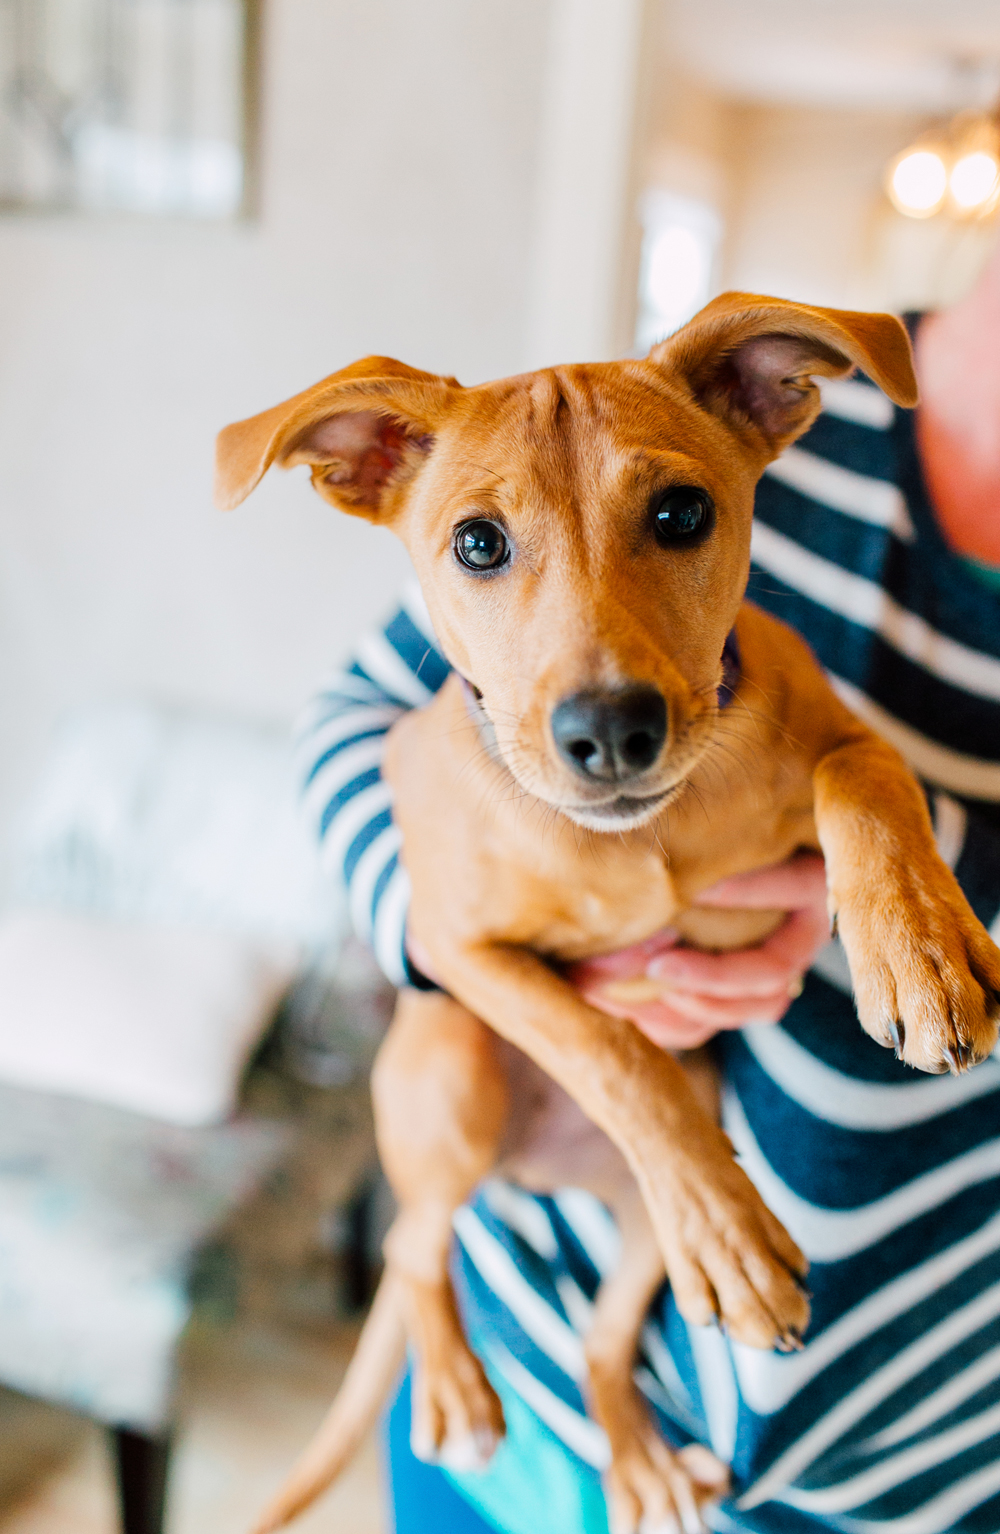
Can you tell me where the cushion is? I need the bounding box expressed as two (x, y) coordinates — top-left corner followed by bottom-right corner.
(0, 911), (297, 1125)
(14, 702), (343, 948)
(0, 1076), (290, 1428)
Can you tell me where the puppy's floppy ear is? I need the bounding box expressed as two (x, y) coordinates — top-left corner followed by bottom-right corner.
(214, 357), (460, 518)
(650, 292), (918, 457)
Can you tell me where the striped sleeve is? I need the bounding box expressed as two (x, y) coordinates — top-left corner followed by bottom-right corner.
(949, 803), (1000, 944)
(295, 580), (451, 985)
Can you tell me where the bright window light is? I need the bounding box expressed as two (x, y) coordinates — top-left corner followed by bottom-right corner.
(635, 191), (721, 350)
(647, 227), (707, 325)
(950, 150), (1000, 211)
(889, 150), (948, 217)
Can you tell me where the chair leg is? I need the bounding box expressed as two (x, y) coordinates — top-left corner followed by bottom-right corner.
(343, 1179), (376, 1311)
(111, 1427), (172, 1534)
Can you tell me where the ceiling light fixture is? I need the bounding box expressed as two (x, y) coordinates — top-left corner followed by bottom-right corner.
(951, 149), (999, 209)
(886, 103), (1000, 221)
(888, 146), (948, 217)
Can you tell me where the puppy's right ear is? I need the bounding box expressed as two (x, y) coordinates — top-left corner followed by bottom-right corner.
(214, 357), (460, 520)
(651, 294), (917, 459)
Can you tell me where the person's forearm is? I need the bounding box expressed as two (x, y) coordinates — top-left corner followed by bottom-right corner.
(296, 592), (451, 984)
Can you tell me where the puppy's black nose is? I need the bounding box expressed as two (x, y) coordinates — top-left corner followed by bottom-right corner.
(551, 687), (667, 782)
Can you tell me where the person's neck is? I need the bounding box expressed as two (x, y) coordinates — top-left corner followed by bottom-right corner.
(915, 234), (1000, 566)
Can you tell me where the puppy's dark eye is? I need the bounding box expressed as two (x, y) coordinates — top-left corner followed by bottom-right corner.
(455, 520), (509, 571)
(652, 487), (713, 546)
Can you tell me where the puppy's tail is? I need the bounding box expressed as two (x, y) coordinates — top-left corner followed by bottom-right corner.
(251, 1268), (407, 1532)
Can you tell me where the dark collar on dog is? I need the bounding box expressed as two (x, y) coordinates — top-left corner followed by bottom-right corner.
(719, 628), (741, 708)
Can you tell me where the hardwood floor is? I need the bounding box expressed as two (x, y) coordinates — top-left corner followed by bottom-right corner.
(0, 1317), (384, 1534)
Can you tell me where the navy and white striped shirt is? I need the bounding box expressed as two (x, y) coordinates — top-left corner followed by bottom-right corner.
(297, 364), (1000, 1533)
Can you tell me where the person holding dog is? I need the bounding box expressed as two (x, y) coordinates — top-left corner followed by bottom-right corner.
(295, 236), (1000, 1533)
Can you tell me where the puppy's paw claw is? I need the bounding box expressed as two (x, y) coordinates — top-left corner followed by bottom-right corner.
(846, 886), (1000, 1077)
(943, 1041), (978, 1074)
(605, 1423), (727, 1534)
(411, 1352), (506, 1470)
(438, 1430), (499, 1474)
(776, 1327), (805, 1353)
(409, 1425), (439, 1464)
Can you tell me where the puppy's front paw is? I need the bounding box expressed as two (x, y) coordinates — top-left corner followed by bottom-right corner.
(411, 1347), (505, 1470)
(838, 871), (1000, 1075)
(606, 1434), (729, 1534)
(594, 1374), (729, 1534)
(644, 1152), (810, 1352)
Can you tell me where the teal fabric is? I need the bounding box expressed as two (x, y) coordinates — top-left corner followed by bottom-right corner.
(384, 1373), (499, 1533)
(444, 1351), (609, 1534)
(959, 553), (1000, 593)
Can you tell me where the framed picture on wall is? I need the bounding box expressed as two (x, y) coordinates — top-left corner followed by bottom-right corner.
(0, 0), (259, 218)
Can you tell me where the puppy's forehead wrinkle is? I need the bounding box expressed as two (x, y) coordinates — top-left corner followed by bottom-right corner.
(528, 370), (570, 432)
(450, 367), (724, 552)
(455, 457), (504, 484)
(479, 367), (613, 452)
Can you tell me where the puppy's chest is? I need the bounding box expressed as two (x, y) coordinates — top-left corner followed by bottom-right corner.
(477, 727), (816, 964)
(484, 829), (677, 962)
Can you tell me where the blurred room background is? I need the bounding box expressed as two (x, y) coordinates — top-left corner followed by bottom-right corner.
(2, 0), (999, 897)
(0, 1), (998, 1531)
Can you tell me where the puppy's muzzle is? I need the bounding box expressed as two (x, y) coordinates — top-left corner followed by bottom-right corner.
(551, 686), (668, 783)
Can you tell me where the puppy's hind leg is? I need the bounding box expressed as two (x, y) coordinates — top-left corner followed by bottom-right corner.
(250, 989), (507, 1533)
(375, 987), (509, 1470)
(586, 1185), (729, 1534)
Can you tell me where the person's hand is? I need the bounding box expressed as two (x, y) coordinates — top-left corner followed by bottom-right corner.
(565, 852), (829, 1050)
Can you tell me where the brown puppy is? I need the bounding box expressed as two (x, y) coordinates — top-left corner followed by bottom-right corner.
(217, 294), (1000, 1532)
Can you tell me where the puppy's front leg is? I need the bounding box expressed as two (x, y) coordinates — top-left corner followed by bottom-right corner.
(438, 942), (809, 1351)
(585, 1183), (729, 1534)
(814, 735), (1000, 1074)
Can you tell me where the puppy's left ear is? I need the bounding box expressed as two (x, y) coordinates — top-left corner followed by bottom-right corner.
(214, 357), (460, 519)
(651, 292), (918, 457)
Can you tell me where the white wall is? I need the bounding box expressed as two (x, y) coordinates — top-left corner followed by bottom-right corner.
(0, 0), (556, 887)
(720, 103), (927, 307)
(525, 0), (658, 366)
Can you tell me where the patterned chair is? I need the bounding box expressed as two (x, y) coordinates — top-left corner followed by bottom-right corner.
(0, 703), (380, 1533)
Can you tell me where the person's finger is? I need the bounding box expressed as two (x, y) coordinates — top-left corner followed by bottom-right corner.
(572, 982), (726, 1047)
(634, 986), (795, 1026)
(648, 908), (828, 997)
(763, 902), (832, 970)
(568, 856), (826, 995)
(565, 926), (680, 985)
(631, 1011), (721, 1050)
(694, 851), (827, 910)
(577, 977), (794, 1036)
